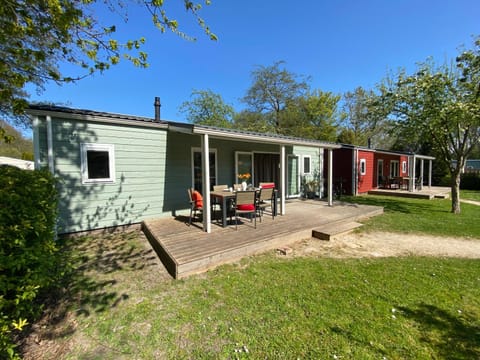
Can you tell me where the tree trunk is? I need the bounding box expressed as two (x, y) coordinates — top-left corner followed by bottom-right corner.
(451, 170), (461, 214)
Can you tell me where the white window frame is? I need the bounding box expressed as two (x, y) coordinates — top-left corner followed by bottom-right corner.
(81, 143), (116, 184)
(390, 160), (399, 178)
(192, 147), (217, 191)
(402, 160), (407, 174)
(287, 154), (301, 198)
(359, 158), (367, 175)
(302, 155), (311, 175)
(235, 151), (254, 183)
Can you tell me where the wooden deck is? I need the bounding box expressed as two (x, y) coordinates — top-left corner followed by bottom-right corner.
(142, 199), (383, 279)
(368, 186), (451, 199)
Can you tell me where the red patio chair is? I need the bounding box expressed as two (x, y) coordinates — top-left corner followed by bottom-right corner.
(187, 188), (203, 225)
(233, 190), (257, 230)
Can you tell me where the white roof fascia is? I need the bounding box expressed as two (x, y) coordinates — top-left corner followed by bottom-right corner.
(413, 154), (436, 160)
(375, 149), (435, 160)
(193, 126), (341, 149)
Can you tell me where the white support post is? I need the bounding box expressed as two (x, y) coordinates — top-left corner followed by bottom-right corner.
(420, 159), (424, 191)
(428, 160), (432, 188)
(412, 155), (417, 192)
(201, 134), (211, 233)
(328, 148), (333, 206)
(32, 116), (41, 170)
(407, 156), (412, 192)
(45, 115), (58, 240)
(353, 149), (358, 196)
(46, 116), (54, 174)
(280, 145), (286, 215)
(319, 148), (324, 199)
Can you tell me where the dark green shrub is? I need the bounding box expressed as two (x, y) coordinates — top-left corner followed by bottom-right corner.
(460, 172), (480, 190)
(0, 166), (58, 358)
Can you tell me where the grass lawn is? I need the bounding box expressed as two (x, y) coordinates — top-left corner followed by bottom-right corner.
(461, 189), (480, 202)
(23, 195), (480, 359)
(339, 194), (480, 238)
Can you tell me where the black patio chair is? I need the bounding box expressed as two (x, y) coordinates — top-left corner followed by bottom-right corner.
(256, 187), (275, 221)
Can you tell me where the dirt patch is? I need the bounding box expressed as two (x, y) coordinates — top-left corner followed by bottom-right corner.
(290, 231), (480, 259)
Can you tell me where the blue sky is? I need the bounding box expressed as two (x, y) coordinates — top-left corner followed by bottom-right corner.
(27, 0), (479, 122)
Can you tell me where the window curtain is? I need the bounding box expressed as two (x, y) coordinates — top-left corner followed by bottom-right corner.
(253, 153), (280, 187)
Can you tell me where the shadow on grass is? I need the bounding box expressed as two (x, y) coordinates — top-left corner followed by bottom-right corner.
(64, 231), (159, 315)
(398, 303), (480, 359)
(19, 230), (160, 355)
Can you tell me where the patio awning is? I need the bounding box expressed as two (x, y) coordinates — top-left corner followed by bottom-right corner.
(192, 124), (341, 149)
(184, 125), (340, 233)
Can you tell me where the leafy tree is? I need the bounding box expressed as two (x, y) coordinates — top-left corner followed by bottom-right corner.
(336, 128), (356, 145)
(241, 61), (310, 132)
(469, 142), (480, 158)
(0, 0), (216, 125)
(280, 90), (340, 141)
(0, 120), (33, 159)
(179, 89), (235, 127)
(378, 37), (480, 214)
(339, 86), (392, 148)
(233, 111), (274, 133)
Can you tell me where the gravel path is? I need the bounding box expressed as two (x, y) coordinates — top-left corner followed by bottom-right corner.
(292, 231), (480, 259)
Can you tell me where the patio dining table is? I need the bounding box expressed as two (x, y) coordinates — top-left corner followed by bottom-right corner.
(210, 190), (237, 227)
(399, 176), (410, 190)
(210, 189), (278, 228)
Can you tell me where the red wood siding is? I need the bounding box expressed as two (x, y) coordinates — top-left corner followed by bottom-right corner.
(374, 153), (409, 186)
(399, 155), (409, 176)
(357, 150), (375, 193)
(375, 153), (408, 176)
(328, 149), (410, 195)
(326, 148), (354, 195)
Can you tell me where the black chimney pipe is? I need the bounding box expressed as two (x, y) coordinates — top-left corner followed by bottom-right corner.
(154, 97), (161, 121)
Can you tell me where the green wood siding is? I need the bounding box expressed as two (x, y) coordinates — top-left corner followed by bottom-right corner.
(38, 117), (169, 233)
(292, 145), (324, 196)
(37, 115), (327, 233)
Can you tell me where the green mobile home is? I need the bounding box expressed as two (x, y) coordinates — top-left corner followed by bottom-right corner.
(27, 104), (339, 234)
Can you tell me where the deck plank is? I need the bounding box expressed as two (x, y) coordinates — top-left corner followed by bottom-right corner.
(368, 186), (450, 199)
(143, 199), (383, 278)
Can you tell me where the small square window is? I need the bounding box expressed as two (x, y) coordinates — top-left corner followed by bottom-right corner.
(360, 159), (367, 175)
(81, 143), (115, 184)
(303, 156), (311, 175)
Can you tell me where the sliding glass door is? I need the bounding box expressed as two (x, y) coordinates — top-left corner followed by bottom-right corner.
(287, 155), (300, 197)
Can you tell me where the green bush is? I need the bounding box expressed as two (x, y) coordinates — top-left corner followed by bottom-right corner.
(460, 172), (480, 190)
(438, 173), (480, 190)
(0, 166), (58, 359)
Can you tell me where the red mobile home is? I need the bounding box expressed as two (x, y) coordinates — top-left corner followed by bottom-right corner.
(325, 145), (377, 196)
(373, 150), (409, 190)
(327, 146), (433, 196)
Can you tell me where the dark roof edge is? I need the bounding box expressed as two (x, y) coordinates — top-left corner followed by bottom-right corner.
(26, 104), (169, 129)
(338, 144), (435, 159)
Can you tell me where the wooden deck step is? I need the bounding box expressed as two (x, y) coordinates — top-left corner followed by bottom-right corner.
(312, 221), (363, 241)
